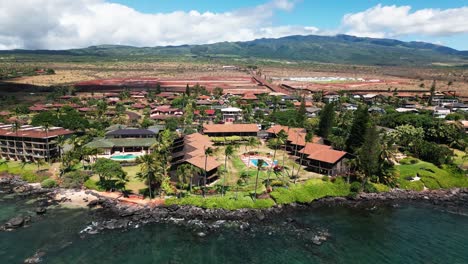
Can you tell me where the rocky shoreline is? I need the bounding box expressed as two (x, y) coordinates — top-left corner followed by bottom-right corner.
(2, 175), (468, 234)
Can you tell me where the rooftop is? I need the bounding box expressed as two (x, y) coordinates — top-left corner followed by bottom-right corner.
(0, 124), (74, 139)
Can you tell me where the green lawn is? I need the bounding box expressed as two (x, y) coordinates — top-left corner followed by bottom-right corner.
(0, 160), (51, 183)
(397, 158), (468, 191)
(88, 164), (146, 193)
(270, 178), (351, 204)
(166, 191), (275, 210)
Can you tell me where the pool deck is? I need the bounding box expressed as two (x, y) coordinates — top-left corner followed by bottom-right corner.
(95, 152), (145, 161)
(241, 155), (276, 168)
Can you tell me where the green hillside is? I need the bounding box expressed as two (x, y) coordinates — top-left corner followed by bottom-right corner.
(1, 34), (467, 66)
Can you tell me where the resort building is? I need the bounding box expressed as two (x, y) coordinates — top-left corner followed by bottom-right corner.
(267, 125), (347, 176)
(171, 133), (221, 185)
(203, 124), (259, 137)
(85, 128), (159, 160)
(0, 124), (74, 161)
(298, 143), (348, 176)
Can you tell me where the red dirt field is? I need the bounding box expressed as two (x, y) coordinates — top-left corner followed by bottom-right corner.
(75, 76), (273, 94)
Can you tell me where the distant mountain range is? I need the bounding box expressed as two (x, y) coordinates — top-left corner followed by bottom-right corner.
(1, 34), (468, 66)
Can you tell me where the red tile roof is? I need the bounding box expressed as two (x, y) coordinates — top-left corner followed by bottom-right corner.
(242, 92), (258, 100)
(185, 155), (220, 171)
(194, 109), (215, 116)
(0, 125), (74, 139)
(309, 149), (347, 164)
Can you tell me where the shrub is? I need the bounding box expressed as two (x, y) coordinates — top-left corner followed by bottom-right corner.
(322, 175), (330, 182)
(373, 183), (390, 193)
(363, 182), (378, 193)
(350, 182), (362, 193)
(41, 179), (58, 188)
(84, 178), (104, 191)
(61, 171), (90, 189)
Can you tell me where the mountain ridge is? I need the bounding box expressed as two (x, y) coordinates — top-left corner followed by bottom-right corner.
(1, 34), (467, 66)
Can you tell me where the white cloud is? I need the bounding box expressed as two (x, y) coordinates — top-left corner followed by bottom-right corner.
(0, 0), (318, 50)
(342, 4), (468, 38)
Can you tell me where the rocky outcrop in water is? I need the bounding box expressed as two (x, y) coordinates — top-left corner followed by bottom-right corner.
(82, 188), (468, 235)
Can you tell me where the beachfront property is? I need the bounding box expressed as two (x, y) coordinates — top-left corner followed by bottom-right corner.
(171, 133), (221, 185)
(267, 125), (348, 176)
(0, 124), (74, 162)
(85, 128), (160, 160)
(203, 124), (260, 137)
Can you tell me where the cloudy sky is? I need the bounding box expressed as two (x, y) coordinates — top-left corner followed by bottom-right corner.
(1, 0), (468, 50)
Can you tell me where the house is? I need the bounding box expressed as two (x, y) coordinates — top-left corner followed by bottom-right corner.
(446, 103), (468, 112)
(220, 107), (243, 122)
(305, 107), (321, 117)
(241, 92), (258, 101)
(150, 105), (183, 119)
(85, 128), (158, 157)
(323, 94), (340, 103)
(395, 108), (418, 113)
(402, 101), (418, 109)
(433, 107), (451, 118)
(368, 106), (386, 114)
(342, 103), (358, 111)
(297, 143), (348, 176)
(203, 124), (259, 137)
(0, 125), (74, 162)
(171, 133), (221, 185)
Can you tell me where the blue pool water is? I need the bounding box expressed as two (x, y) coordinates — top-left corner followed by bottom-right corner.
(110, 154), (138, 160)
(251, 159), (278, 167)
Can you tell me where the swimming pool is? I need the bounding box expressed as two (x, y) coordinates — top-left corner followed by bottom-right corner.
(110, 154), (139, 161)
(250, 159), (278, 167)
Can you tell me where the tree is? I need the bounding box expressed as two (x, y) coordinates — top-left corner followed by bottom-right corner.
(266, 137), (282, 186)
(176, 163), (201, 193)
(357, 125), (382, 186)
(388, 124), (425, 150)
(295, 131), (313, 179)
(222, 145), (235, 196)
(43, 122), (51, 164)
(317, 103), (335, 138)
(11, 121), (21, 160)
(93, 158), (127, 191)
(56, 135), (66, 160)
(345, 105), (370, 153)
(185, 84), (191, 96)
(253, 159), (266, 201)
(202, 146), (214, 197)
(297, 96), (307, 126)
(34, 158), (46, 172)
(276, 129), (288, 167)
(155, 84), (162, 94)
(136, 155), (157, 198)
(213, 87), (223, 98)
(245, 137), (260, 177)
(428, 80), (436, 106)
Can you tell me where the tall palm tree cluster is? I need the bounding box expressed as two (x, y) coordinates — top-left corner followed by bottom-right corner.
(136, 129), (175, 199)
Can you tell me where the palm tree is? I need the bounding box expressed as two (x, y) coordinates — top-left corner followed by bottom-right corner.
(295, 132), (313, 181)
(43, 123), (51, 164)
(10, 121), (21, 161)
(176, 163), (201, 193)
(223, 145), (235, 196)
(202, 146), (214, 198)
(277, 129), (288, 167)
(266, 137), (281, 187)
(136, 154), (159, 199)
(245, 137), (260, 176)
(56, 135), (66, 160)
(34, 158), (46, 172)
(253, 159), (266, 201)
